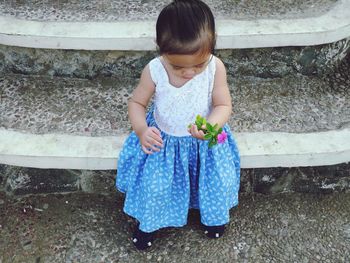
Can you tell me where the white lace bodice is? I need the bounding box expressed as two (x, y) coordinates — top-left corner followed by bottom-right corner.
(149, 55), (216, 136)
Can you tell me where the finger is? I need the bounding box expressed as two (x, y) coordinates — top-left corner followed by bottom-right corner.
(150, 144), (161, 152)
(187, 124), (193, 133)
(198, 130), (205, 139)
(141, 145), (153, 154)
(189, 125), (197, 137)
(189, 124), (195, 134)
(149, 128), (163, 145)
(150, 127), (162, 138)
(144, 142), (161, 152)
(146, 137), (163, 147)
(190, 125), (205, 140)
(191, 125), (200, 136)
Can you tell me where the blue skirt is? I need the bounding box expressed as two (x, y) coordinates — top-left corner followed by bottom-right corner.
(116, 109), (240, 233)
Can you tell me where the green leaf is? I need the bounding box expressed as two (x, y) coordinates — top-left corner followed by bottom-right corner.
(206, 123), (213, 132)
(209, 140), (216, 148)
(204, 133), (212, 140)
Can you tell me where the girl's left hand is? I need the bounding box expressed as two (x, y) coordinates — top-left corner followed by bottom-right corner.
(188, 124), (206, 140)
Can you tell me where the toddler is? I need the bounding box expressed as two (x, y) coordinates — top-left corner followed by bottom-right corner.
(116, 0), (240, 250)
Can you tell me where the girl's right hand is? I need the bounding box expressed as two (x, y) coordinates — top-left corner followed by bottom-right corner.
(188, 124), (206, 140)
(139, 127), (163, 154)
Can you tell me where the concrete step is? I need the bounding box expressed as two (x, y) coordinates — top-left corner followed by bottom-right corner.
(0, 0), (349, 50)
(0, 0), (338, 21)
(0, 55), (349, 170)
(0, 1), (349, 171)
(1, 38), (350, 79)
(1, 57), (349, 136)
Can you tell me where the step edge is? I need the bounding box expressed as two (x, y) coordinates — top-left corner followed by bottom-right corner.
(0, 128), (349, 169)
(0, 0), (349, 49)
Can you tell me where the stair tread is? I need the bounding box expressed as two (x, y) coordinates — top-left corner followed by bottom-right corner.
(1, 57), (349, 136)
(1, 1), (348, 50)
(0, 0), (338, 22)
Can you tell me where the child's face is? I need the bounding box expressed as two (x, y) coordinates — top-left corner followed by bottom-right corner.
(163, 52), (212, 80)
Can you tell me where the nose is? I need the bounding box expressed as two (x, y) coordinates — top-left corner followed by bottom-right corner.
(183, 68), (196, 78)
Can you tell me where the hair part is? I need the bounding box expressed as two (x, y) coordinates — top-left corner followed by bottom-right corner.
(156, 0), (216, 55)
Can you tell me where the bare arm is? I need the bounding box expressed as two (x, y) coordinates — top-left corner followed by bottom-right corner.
(189, 57), (232, 139)
(128, 64), (163, 153)
(207, 57), (232, 127)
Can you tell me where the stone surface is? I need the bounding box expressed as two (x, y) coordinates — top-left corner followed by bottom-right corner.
(0, 191), (349, 262)
(4, 166), (80, 195)
(1, 163), (349, 196)
(221, 38), (350, 78)
(0, 164), (5, 192)
(79, 170), (117, 194)
(244, 163), (350, 194)
(0, 38), (349, 79)
(0, 0), (338, 22)
(0, 74), (134, 136)
(1, 52), (349, 136)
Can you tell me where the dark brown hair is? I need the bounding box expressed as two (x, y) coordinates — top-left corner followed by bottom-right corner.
(156, 0), (216, 55)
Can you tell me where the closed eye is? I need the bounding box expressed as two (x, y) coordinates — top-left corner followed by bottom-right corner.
(195, 63), (206, 68)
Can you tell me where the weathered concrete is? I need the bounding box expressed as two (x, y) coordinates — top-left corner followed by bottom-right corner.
(0, 0), (338, 21)
(1, 53), (349, 136)
(0, 52), (349, 170)
(0, 0), (348, 50)
(5, 167), (80, 196)
(1, 163), (349, 196)
(1, 38), (349, 79)
(0, 190), (349, 262)
(2, 128), (350, 170)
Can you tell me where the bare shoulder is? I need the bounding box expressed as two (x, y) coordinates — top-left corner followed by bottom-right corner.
(130, 63), (156, 106)
(139, 64), (155, 87)
(213, 56), (228, 85)
(214, 56), (227, 74)
(211, 55), (231, 105)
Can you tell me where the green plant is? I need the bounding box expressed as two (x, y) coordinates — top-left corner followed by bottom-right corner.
(188, 115), (226, 148)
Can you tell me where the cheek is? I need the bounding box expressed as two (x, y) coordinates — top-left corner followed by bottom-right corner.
(194, 67), (205, 74)
(174, 69), (184, 76)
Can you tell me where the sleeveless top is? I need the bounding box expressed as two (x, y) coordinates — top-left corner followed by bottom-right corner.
(149, 55), (216, 137)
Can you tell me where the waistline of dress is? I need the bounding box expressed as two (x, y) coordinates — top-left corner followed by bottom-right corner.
(153, 111), (191, 137)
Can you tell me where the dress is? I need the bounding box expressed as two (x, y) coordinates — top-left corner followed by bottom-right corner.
(116, 56), (240, 233)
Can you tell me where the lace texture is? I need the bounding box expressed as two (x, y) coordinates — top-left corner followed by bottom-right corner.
(149, 56), (216, 136)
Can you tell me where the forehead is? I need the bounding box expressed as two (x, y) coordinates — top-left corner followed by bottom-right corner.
(164, 52), (211, 67)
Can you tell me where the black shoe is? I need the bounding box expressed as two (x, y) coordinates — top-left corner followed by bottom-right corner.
(132, 226), (155, 250)
(202, 224), (225, 238)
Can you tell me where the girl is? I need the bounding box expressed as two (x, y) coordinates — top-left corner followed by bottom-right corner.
(116, 0), (240, 250)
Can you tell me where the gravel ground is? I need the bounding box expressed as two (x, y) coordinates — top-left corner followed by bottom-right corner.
(0, 191), (349, 262)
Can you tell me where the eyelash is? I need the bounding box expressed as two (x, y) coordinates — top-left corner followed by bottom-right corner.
(173, 64), (205, 70)
(195, 64), (205, 68)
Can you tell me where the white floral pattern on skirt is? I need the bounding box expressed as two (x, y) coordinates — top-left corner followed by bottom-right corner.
(116, 108), (240, 233)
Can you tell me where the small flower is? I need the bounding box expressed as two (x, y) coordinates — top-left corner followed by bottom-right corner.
(189, 115), (226, 147)
(217, 131), (227, 144)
